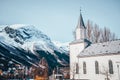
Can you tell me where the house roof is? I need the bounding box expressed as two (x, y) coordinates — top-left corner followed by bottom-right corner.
(78, 40), (120, 57)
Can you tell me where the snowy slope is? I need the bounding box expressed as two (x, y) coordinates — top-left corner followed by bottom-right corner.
(53, 41), (69, 53)
(0, 24), (68, 53)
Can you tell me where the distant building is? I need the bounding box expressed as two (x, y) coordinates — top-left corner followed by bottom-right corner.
(59, 67), (70, 79)
(69, 11), (120, 80)
(49, 67), (69, 80)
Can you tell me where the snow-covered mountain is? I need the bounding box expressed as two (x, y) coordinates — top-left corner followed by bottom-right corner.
(53, 41), (69, 53)
(0, 24), (68, 53)
(0, 24), (69, 72)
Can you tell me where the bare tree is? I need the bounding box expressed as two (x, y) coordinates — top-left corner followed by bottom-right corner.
(39, 57), (48, 78)
(100, 66), (111, 80)
(109, 32), (117, 41)
(70, 62), (80, 80)
(93, 24), (101, 43)
(70, 63), (76, 80)
(101, 27), (110, 42)
(86, 20), (118, 43)
(86, 20), (93, 41)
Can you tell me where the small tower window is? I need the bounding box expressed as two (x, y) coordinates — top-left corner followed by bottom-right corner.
(95, 61), (99, 74)
(109, 60), (114, 74)
(83, 62), (86, 74)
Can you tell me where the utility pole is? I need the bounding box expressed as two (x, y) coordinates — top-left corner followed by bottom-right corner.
(78, 57), (80, 79)
(57, 66), (59, 74)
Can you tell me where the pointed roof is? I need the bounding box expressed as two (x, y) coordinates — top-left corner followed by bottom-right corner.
(76, 12), (86, 29)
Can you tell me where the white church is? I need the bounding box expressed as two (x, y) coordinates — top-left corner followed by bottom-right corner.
(69, 12), (120, 80)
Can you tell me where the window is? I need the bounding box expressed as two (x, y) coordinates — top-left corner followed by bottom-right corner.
(83, 62), (86, 74)
(95, 61), (99, 74)
(109, 60), (113, 74)
(80, 29), (82, 39)
(76, 63), (79, 74)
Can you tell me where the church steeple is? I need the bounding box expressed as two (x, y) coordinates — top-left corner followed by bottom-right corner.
(69, 10), (91, 79)
(76, 10), (85, 29)
(75, 10), (86, 40)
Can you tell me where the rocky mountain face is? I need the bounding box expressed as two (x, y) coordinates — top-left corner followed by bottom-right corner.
(0, 24), (69, 74)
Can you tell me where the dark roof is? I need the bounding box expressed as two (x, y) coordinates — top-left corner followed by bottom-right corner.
(78, 40), (120, 57)
(76, 13), (86, 29)
(70, 39), (91, 48)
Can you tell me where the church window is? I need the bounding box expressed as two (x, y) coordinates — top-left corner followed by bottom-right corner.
(76, 63), (79, 74)
(95, 61), (99, 74)
(109, 60), (114, 74)
(83, 62), (86, 74)
(80, 29), (82, 39)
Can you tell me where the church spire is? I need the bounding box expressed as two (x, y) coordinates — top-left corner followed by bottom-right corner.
(75, 9), (86, 40)
(76, 9), (85, 29)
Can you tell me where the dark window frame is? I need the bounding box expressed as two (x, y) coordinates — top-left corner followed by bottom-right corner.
(95, 61), (99, 74)
(76, 63), (79, 74)
(109, 60), (114, 74)
(83, 62), (86, 74)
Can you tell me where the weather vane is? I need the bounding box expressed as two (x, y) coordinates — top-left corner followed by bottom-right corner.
(80, 7), (82, 13)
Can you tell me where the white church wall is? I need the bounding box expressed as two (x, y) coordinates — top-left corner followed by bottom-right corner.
(76, 28), (86, 40)
(70, 43), (85, 63)
(69, 42), (85, 79)
(77, 54), (120, 80)
(76, 28), (81, 40)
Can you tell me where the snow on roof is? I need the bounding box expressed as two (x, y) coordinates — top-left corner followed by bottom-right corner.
(39, 64), (46, 69)
(78, 40), (120, 57)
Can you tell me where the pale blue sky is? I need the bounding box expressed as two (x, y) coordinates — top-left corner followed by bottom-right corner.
(0, 0), (120, 42)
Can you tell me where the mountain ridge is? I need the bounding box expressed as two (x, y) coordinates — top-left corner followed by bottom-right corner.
(0, 24), (69, 74)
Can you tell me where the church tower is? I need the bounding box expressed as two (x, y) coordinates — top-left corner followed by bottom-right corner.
(75, 11), (86, 40)
(69, 11), (90, 79)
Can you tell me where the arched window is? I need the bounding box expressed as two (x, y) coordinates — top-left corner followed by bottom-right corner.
(109, 60), (113, 74)
(95, 61), (99, 74)
(76, 63), (79, 74)
(83, 62), (86, 74)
